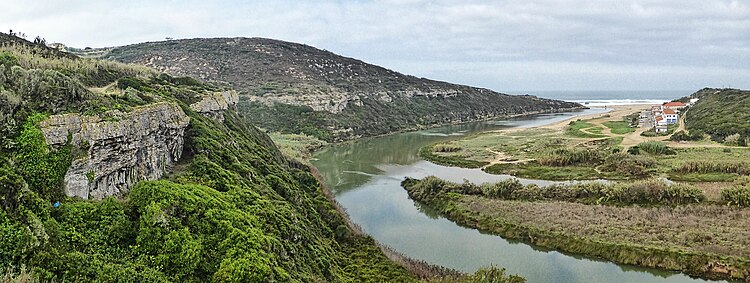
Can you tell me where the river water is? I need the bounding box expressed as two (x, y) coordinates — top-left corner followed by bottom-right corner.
(311, 109), (723, 283)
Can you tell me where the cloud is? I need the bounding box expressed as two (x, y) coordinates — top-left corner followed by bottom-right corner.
(1, 0), (748, 90)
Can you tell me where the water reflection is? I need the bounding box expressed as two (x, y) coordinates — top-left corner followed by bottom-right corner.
(312, 109), (725, 283)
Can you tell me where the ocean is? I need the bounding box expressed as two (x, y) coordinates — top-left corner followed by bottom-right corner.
(515, 90), (691, 107)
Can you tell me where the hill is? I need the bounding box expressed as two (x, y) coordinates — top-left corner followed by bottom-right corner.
(0, 33), (425, 281)
(100, 37), (584, 141)
(684, 88), (750, 145)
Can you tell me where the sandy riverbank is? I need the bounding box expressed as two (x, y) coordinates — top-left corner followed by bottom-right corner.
(544, 104), (654, 131)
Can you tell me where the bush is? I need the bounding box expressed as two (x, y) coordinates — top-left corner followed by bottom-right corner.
(627, 146), (640, 155)
(637, 141), (675, 155)
(14, 113), (71, 198)
(433, 144), (461, 153)
(480, 179), (524, 199)
(600, 153), (656, 177)
(601, 180), (705, 205)
(670, 131), (690, 141)
(537, 148), (604, 166)
(676, 161), (750, 175)
(0, 51), (19, 68)
(406, 177), (706, 206)
(724, 133), (742, 146)
(721, 185), (750, 207)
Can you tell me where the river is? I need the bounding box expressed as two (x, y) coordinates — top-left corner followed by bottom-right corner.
(311, 109), (724, 283)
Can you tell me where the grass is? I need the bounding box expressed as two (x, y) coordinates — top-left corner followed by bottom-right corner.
(603, 120), (636, 134)
(268, 132), (327, 164)
(484, 162), (601, 180)
(566, 120), (608, 138)
(418, 146), (489, 169)
(418, 111), (750, 182)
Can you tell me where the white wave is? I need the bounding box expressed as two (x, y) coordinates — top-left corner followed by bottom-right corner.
(569, 99), (670, 107)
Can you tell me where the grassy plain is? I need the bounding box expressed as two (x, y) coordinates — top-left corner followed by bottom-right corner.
(422, 105), (750, 183)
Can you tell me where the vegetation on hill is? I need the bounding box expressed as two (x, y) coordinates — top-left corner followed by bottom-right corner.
(0, 32), (530, 283)
(685, 88), (750, 145)
(101, 37), (583, 141)
(0, 33), (428, 282)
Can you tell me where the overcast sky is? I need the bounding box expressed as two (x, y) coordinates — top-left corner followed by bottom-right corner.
(2, 0), (749, 91)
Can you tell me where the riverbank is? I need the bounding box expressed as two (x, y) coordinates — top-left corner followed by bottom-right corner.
(402, 177), (750, 282)
(420, 104), (750, 183)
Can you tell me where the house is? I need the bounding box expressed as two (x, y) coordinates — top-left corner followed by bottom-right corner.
(662, 109), (679, 124)
(655, 116), (667, 126)
(662, 101), (686, 111)
(655, 125), (669, 134)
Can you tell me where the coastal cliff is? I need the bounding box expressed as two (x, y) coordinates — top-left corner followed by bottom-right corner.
(40, 102), (190, 199)
(102, 37), (584, 141)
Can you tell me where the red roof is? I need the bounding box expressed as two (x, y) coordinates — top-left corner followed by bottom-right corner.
(663, 102), (685, 107)
(655, 116), (664, 121)
(663, 109), (676, 114)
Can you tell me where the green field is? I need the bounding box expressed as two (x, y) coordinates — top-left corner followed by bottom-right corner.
(420, 115), (750, 182)
(603, 120), (637, 134)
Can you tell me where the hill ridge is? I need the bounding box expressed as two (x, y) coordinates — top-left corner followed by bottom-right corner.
(101, 37), (584, 141)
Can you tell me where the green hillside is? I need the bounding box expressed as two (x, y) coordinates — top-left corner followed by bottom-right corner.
(101, 38), (583, 141)
(0, 33), (416, 282)
(685, 88), (750, 145)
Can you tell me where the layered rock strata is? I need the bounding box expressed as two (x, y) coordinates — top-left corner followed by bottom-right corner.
(40, 102), (190, 199)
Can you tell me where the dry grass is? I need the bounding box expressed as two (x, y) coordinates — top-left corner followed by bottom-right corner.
(460, 195), (750, 258)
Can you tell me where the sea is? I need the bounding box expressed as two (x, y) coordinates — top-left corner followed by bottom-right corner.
(515, 90), (691, 107)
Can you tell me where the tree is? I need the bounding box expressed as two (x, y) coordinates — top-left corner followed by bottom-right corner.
(33, 36), (46, 46)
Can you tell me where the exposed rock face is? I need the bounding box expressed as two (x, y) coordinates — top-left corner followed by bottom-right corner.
(40, 102), (190, 199)
(105, 37), (584, 141)
(190, 90), (239, 121)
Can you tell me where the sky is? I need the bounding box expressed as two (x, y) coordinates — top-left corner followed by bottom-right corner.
(2, 0), (749, 92)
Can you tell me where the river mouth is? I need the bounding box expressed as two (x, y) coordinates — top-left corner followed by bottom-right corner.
(311, 109), (726, 283)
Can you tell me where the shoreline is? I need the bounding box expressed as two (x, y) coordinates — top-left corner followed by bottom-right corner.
(307, 165), (463, 279)
(402, 178), (750, 282)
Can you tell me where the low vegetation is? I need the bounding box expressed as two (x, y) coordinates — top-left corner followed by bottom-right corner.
(420, 112), (750, 182)
(268, 132), (328, 164)
(602, 112), (638, 134)
(566, 120), (607, 138)
(636, 141), (675, 155)
(419, 146), (489, 169)
(670, 130), (704, 142)
(402, 176), (750, 281)
(405, 176), (706, 206)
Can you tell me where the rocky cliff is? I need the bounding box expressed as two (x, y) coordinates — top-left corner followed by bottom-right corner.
(40, 102), (190, 199)
(190, 90), (239, 121)
(101, 37), (584, 141)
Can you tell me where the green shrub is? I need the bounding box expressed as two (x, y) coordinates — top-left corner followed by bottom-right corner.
(627, 146), (640, 155)
(721, 186), (750, 207)
(676, 161), (750, 175)
(637, 141), (675, 155)
(480, 179), (524, 199)
(433, 144), (461, 153)
(600, 180), (705, 205)
(406, 177), (705, 206)
(0, 51), (19, 68)
(671, 130), (705, 142)
(537, 148), (604, 166)
(116, 76), (152, 92)
(600, 153), (656, 177)
(14, 113), (71, 198)
(724, 133), (742, 146)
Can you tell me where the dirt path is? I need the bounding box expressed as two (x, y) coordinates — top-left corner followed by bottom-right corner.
(482, 149), (535, 169)
(479, 103), (732, 155)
